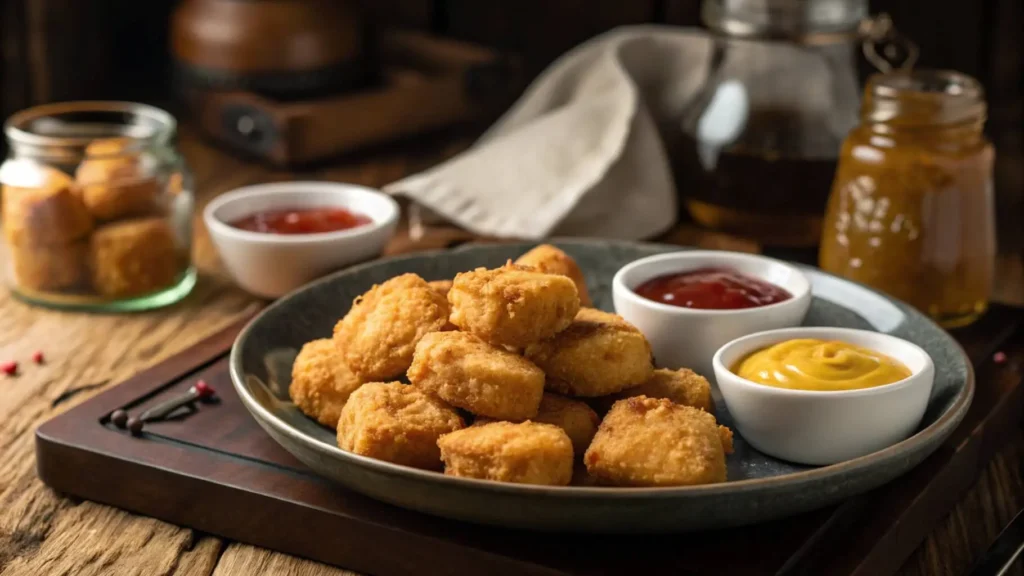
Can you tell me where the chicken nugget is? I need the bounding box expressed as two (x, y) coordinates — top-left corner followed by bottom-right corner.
(515, 244), (592, 307)
(333, 273), (450, 381)
(438, 421), (573, 485)
(8, 239), (89, 292)
(449, 263), (580, 349)
(337, 382), (464, 470)
(476, 393), (599, 455)
(90, 217), (183, 297)
(592, 368), (714, 414)
(290, 339), (364, 428)
(584, 396), (732, 487)
(525, 308), (653, 397)
(408, 331), (544, 420)
(3, 168), (93, 246)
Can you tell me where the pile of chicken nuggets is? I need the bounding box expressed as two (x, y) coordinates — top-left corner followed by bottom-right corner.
(290, 245), (734, 487)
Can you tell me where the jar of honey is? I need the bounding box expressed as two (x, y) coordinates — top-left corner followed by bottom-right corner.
(819, 70), (995, 328)
(0, 102), (195, 311)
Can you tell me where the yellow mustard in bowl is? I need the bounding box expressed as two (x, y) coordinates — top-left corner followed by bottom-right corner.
(735, 339), (912, 392)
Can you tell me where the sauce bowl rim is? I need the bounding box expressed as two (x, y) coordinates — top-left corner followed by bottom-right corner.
(203, 181), (399, 245)
(612, 250), (812, 317)
(713, 326), (935, 398)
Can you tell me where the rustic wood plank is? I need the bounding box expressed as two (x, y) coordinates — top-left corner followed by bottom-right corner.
(212, 544), (359, 576)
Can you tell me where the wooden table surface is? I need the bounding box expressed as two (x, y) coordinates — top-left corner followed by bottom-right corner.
(0, 127), (1022, 576)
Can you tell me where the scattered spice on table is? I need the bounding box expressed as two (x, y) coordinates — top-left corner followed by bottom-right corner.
(32, 351), (44, 364)
(994, 351), (1007, 364)
(1, 361), (17, 376)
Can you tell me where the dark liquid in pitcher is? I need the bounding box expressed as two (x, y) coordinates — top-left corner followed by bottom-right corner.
(666, 109), (840, 247)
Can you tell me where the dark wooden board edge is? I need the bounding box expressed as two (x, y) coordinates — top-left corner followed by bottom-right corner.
(35, 316), (565, 576)
(33, 309), (1024, 576)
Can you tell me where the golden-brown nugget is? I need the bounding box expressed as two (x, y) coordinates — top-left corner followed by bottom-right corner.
(438, 421), (573, 485)
(8, 239), (89, 292)
(333, 273), (450, 381)
(290, 339), (364, 428)
(449, 263), (580, 349)
(407, 331), (545, 420)
(515, 244), (592, 307)
(76, 137), (160, 220)
(526, 308), (653, 397)
(593, 368), (713, 414)
(3, 167), (92, 246)
(337, 382), (464, 470)
(90, 217), (183, 297)
(477, 393), (599, 455)
(584, 396), (732, 487)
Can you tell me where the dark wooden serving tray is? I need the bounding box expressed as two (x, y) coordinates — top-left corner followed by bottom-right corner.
(35, 306), (1024, 576)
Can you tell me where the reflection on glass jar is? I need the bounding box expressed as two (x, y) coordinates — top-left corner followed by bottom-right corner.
(820, 70), (995, 328)
(1, 102), (195, 311)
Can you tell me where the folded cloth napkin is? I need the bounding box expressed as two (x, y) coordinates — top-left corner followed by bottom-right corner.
(384, 25), (713, 240)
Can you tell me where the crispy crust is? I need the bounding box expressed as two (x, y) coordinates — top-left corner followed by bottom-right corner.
(290, 339), (364, 428)
(593, 368), (714, 414)
(514, 244), (592, 307)
(89, 217), (183, 297)
(438, 421), (573, 485)
(448, 263), (580, 349)
(333, 273), (451, 381)
(3, 168), (93, 246)
(407, 331), (545, 420)
(525, 308), (653, 397)
(337, 382), (464, 470)
(584, 396), (732, 487)
(8, 239), (89, 292)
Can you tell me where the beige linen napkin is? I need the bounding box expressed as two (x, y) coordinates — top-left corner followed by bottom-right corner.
(384, 25), (713, 240)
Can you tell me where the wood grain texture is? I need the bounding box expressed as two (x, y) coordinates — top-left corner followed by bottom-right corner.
(0, 126), (1022, 576)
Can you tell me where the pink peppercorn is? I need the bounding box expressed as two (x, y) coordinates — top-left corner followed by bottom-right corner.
(194, 380), (215, 398)
(1, 361), (17, 376)
(994, 351), (1007, 364)
(31, 351), (44, 364)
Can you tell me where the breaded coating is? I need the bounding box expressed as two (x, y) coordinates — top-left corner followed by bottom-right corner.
(76, 138), (159, 220)
(90, 217), (183, 297)
(448, 263), (580, 349)
(407, 331), (544, 420)
(472, 393), (600, 456)
(525, 308), (653, 397)
(427, 279), (452, 298)
(515, 244), (592, 307)
(290, 339), (363, 428)
(337, 382), (464, 470)
(3, 168), (93, 246)
(438, 421), (573, 485)
(584, 396), (732, 487)
(8, 239), (89, 292)
(593, 368), (714, 414)
(333, 273), (450, 381)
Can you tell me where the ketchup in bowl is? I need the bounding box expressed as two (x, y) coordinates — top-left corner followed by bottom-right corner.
(230, 207), (371, 235)
(634, 267), (792, 310)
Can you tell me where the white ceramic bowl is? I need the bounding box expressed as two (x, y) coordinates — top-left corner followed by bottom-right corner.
(204, 182), (399, 298)
(713, 327), (936, 465)
(612, 251), (811, 378)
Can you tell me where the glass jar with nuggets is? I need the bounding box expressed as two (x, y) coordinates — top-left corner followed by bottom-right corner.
(1, 102), (195, 310)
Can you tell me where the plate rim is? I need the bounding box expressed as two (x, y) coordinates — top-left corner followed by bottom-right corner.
(229, 239), (975, 499)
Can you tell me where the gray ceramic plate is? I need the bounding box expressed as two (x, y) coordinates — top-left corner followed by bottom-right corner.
(230, 240), (973, 533)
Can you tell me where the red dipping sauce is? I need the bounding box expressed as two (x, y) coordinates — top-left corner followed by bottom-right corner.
(230, 207), (371, 235)
(634, 267), (792, 310)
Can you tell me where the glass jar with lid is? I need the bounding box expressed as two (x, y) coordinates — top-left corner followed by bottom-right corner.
(668, 0), (872, 246)
(1, 102), (195, 311)
(819, 71), (995, 328)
